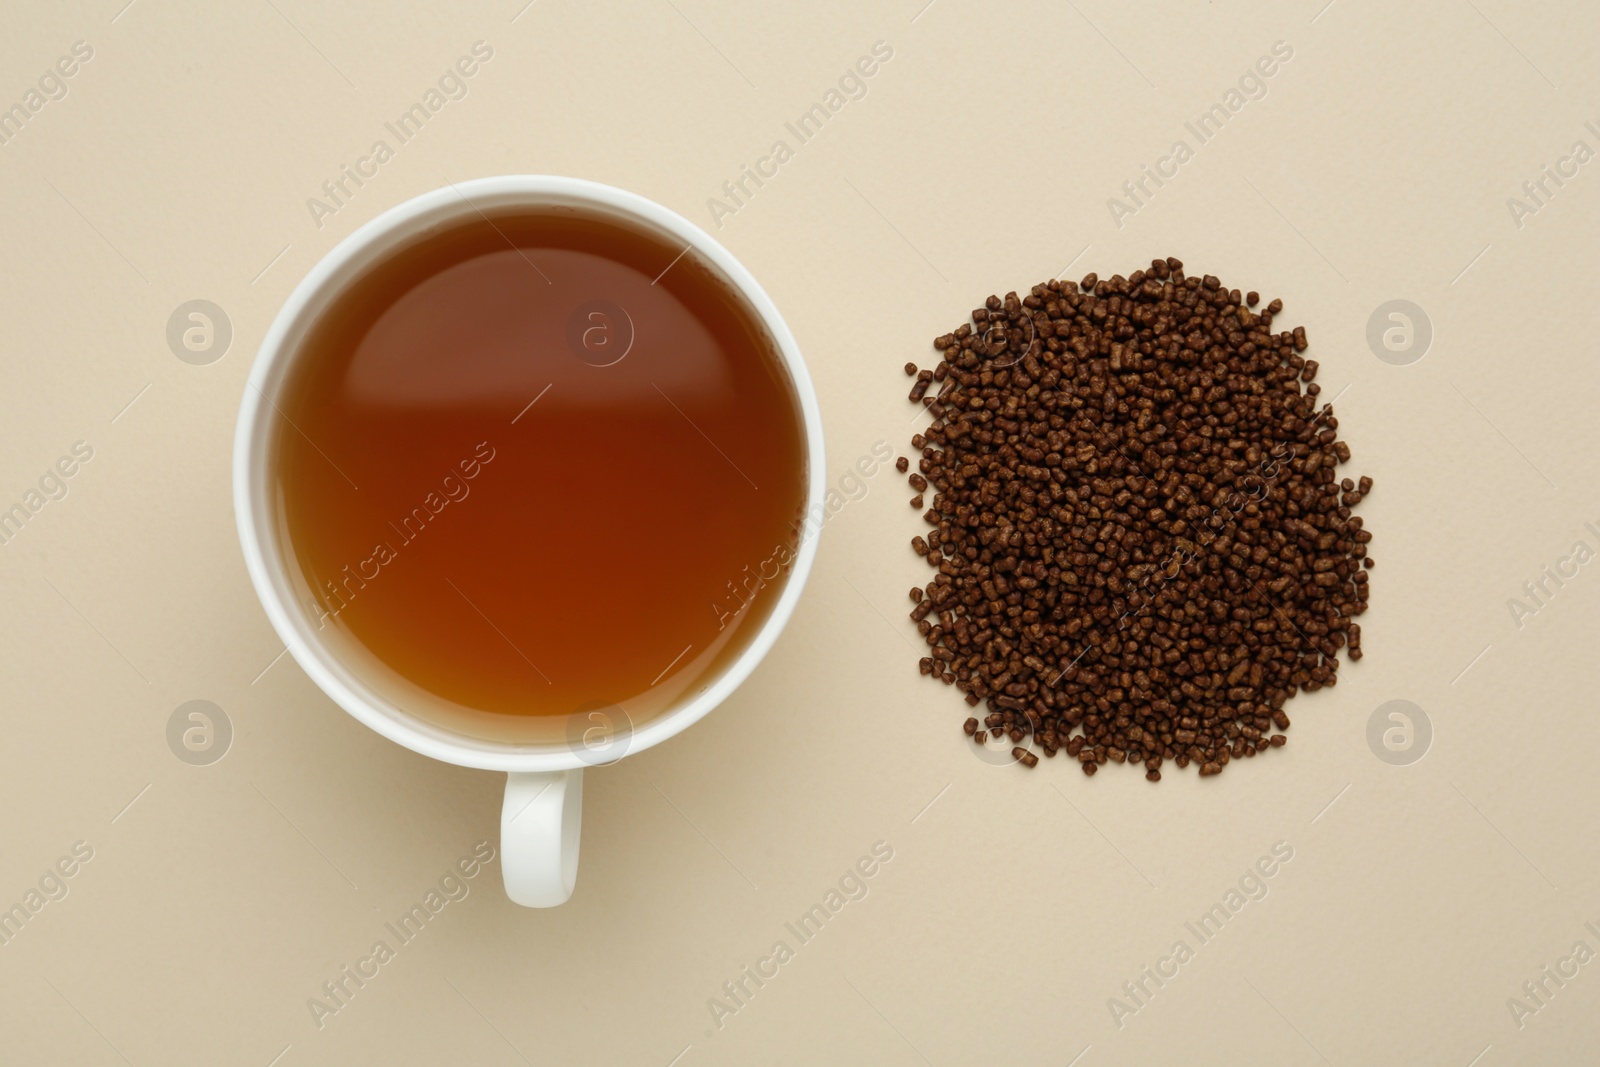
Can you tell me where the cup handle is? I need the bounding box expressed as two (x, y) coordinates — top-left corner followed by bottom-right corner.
(501, 769), (582, 907)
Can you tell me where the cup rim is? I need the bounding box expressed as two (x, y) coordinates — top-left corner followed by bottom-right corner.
(232, 175), (825, 772)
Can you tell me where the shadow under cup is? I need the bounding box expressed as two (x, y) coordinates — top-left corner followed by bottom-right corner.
(254, 194), (811, 756)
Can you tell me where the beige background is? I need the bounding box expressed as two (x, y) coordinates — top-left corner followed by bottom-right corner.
(2, 0), (1598, 1064)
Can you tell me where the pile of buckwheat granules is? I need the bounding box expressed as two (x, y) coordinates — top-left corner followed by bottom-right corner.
(903, 258), (1372, 780)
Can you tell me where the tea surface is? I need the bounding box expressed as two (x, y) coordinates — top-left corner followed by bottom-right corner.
(274, 210), (807, 736)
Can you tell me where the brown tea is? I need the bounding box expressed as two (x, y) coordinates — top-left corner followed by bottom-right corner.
(271, 208), (808, 742)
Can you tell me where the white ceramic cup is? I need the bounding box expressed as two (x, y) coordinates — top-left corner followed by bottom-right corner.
(233, 176), (823, 907)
